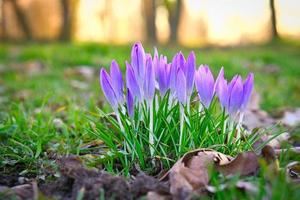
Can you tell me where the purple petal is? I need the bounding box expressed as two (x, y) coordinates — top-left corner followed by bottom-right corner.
(143, 56), (155, 101)
(186, 51), (196, 96)
(131, 42), (145, 84)
(177, 52), (186, 74)
(228, 75), (243, 114)
(214, 67), (224, 92)
(195, 65), (215, 108)
(157, 56), (170, 96)
(110, 60), (124, 103)
(169, 54), (178, 93)
(126, 62), (141, 101)
(241, 73), (254, 111)
(215, 67), (229, 109)
(176, 69), (187, 104)
(126, 89), (134, 117)
(100, 68), (118, 109)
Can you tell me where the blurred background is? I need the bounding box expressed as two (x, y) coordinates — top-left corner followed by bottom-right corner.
(1, 0), (300, 45)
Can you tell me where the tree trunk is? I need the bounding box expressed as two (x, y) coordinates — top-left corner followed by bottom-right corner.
(144, 0), (156, 43)
(59, 0), (71, 41)
(270, 0), (278, 39)
(1, 0), (6, 41)
(10, 0), (32, 40)
(168, 0), (181, 43)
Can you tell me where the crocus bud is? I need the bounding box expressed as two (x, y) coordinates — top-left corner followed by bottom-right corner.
(195, 65), (215, 108)
(131, 42), (146, 85)
(228, 75), (243, 115)
(126, 62), (141, 102)
(241, 73), (254, 111)
(215, 67), (229, 109)
(176, 68), (187, 104)
(126, 89), (134, 117)
(110, 60), (124, 104)
(186, 51), (196, 97)
(157, 56), (170, 96)
(169, 53), (178, 94)
(143, 56), (155, 102)
(177, 52), (186, 73)
(100, 68), (118, 110)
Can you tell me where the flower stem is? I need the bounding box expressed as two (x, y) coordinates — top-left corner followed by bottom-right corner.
(179, 105), (184, 153)
(149, 101), (154, 158)
(236, 112), (244, 141)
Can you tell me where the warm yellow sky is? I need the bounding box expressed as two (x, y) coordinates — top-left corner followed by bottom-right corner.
(75, 0), (300, 46)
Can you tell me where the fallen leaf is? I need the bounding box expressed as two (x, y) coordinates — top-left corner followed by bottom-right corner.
(161, 149), (232, 197)
(216, 151), (259, 176)
(280, 108), (300, 127)
(163, 148), (270, 197)
(147, 191), (171, 200)
(286, 161), (300, 183)
(64, 66), (95, 81)
(70, 80), (89, 90)
(80, 140), (104, 149)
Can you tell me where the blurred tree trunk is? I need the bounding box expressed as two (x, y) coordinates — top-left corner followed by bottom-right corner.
(59, 0), (71, 41)
(10, 0), (32, 40)
(270, 0), (278, 39)
(144, 0), (156, 43)
(1, 0), (6, 41)
(166, 0), (182, 44)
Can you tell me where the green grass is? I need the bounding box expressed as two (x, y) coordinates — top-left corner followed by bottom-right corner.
(0, 41), (300, 198)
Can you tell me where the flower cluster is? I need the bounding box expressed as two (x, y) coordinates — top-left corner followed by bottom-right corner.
(98, 42), (254, 169)
(100, 42), (253, 118)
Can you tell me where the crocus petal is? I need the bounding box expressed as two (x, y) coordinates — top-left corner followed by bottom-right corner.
(110, 60), (124, 103)
(215, 67), (229, 109)
(177, 52), (186, 74)
(195, 65), (215, 108)
(169, 53), (178, 94)
(228, 75), (243, 115)
(214, 67), (224, 92)
(126, 89), (134, 117)
(186, 51), (196, 97)
(100, 68), (118, 109)
(157, 56), (170, 96)
(143, 56), (155, 101)
(126, 62), (141, 101)
(241, 73), (254, 111)
(176, 68), (187, 104)
(131, 42), (145, 85)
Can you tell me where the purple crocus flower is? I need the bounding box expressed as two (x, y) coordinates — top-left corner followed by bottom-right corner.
(195, 65), (215, 108)
(100, 68), (118, 110)
(110, 60), (124, 104)
(228, 75), (244, 115)
(157, 56), (170, 96)
(126, 89), (134, 117)
(241, 73), (254, 111)
(131, 42), (146, 85)
(126, 62), (141, 101)
(176, 68), (187, 104)
(185, 51), (196, 97)
(143, 56), (155, 102)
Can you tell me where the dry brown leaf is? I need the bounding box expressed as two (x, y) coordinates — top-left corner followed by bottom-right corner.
(161, 149), (233, 197)
(216, 151), (259, 176)
(80, 140), (104, 149)
(163, 148), (267, 197)
(147, 191), (171, 200)
(286, 161), (300, 183)
(280, 108), (300, 127)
